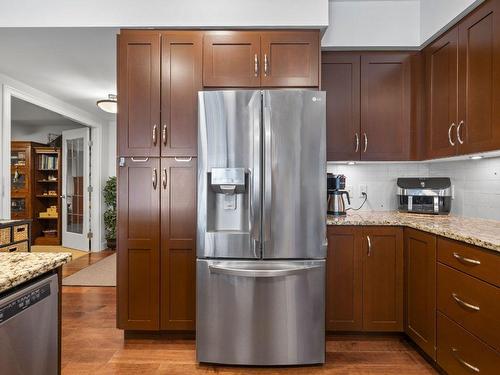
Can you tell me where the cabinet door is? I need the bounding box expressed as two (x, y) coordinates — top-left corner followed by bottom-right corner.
(326, 226), (363, 331)
(458, 0), (500, 154)
(362, 227), (403, 331)
(360, 53), (412, 161)
(404, 228), (437, 360)
(322, 52), (361, 161)
(425, 27), (459, 159)
(161, 32), (202, 157)
(117, 158), (160, 330)
(261, 31), (319, 87)
(118, 31), (161, 157)
(203, 31), (261, 87)
(160, 158), (197, 330)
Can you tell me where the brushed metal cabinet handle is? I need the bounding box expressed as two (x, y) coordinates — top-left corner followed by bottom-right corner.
(355, 133), (360, 152)
(363, 133), (368, 153)
(131, 157), (149, 162)
(367, 235), (372, 256)
(452, 293), (480, 311)
(152, 124), (158, 146)
(457, 120), (464, 145)
(264, 53), (269, 76)
(152, 168), (157, 190)
(254, 54), (259, 77)
(162, 168), (167, 189)
(162, 124), (168, 146)
(174, 157), (192, 162)
(451, 348), (480, 373)
(448, 123), (456, 146)
(453, 252), (481, 266)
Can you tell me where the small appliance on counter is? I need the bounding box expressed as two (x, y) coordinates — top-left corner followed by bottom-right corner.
(397, 177), (452, 215)
(327, 173), (350, 216)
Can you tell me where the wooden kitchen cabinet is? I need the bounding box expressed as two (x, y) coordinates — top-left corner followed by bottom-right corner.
(425, 27), (459, 159)
(118, 31), (161, 157)
(457, 0), (500, 155)
(161, 32), (202, 157)
(160, 158), (197, 330)
(360, 53), (412, 161)
(322, 53), (361, 161)
(326, 226), (403, 332)
(260, 31), (319, 87)
(203, 31), (261, 87)
(322, 51), (415, 161)
(362, 227), (404, 331)
(117, 158), (160, 330)
(404, 228), (437, 359)
(326, 226), (363, 331)
(203, 30), (319, 87)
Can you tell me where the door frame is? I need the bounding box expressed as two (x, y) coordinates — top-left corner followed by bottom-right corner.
(1, 81), (106, 251)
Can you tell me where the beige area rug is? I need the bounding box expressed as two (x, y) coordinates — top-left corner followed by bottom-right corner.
(31, 245), (88, 260)
(63, 253), (116, 287)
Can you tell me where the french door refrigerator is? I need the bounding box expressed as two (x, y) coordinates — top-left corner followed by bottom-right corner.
(197, 90), (326, 366)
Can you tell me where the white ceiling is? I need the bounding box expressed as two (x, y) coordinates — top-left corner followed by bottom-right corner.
(11, 96), (83, 128)
(0, 28), (118, 121)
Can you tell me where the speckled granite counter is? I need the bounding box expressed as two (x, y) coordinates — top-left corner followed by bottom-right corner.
(328, 211), (500, 254)
(0, 252), (72, 294)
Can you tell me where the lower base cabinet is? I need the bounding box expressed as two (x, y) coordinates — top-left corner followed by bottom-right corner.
(117, 157), (196, 331)
(404, 228), (437, 360)
(326, 226), (403, 332)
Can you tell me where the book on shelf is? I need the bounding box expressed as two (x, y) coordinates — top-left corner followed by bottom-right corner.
(39, 154), (58, 170)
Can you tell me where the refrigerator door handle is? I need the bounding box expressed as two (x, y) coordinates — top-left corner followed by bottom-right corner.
(263, 103), (272, 245)
(208, 263), (322, 278)
(250, 93), (262, 257)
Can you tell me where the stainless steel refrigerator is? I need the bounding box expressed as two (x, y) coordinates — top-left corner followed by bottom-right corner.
(196, 90), (326, 366)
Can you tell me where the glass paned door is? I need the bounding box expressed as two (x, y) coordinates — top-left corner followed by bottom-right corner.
(62, 128), (90, 251)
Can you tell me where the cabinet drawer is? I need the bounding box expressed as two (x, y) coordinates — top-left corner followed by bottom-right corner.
(0, 241), (28, 253)
(437, 263), (500, 351)
(437, 237), (500, 287)
(437, 312), (500, 375)
(13, 224), (28, 242)
(0, 227), (11, 245)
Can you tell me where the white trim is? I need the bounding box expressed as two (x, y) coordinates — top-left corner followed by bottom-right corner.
(0, 75), (107, 251)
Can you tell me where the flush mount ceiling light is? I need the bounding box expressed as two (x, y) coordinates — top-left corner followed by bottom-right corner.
(97, 94), (117, 113)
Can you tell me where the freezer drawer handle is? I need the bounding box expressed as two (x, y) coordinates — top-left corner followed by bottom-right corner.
(208, 264), (322, 278)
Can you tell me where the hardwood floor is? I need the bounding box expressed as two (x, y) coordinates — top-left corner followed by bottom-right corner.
(61, 283), (437, 374)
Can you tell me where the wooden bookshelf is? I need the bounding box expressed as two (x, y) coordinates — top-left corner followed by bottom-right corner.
(33, 147), (61, 245)
(10, 141), (46, 243)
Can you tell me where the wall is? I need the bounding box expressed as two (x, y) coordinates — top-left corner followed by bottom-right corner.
(11, 121), (83, 144)
(420, 0), (484, 43)
(0, 0), (328, 28)
(328, 157), (500, 221)
(322, 0), (420, 48)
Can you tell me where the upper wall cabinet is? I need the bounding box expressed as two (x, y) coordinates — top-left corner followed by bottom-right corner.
(323, 52), (417, 161)
(425, 0), (500, 158)
(458, 0), (500, 155)
(118, 30), (202, 157)
(118, 31), (161, 157)
(203, 30), (320, 88)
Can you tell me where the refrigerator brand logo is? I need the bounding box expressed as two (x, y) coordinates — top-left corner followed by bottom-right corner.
(312, 97), (321, 102)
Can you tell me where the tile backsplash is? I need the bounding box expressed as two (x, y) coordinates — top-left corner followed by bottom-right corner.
(327, 156), (500, 221)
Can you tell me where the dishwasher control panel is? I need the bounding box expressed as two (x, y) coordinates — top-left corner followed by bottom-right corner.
(0, 283), (51, 324)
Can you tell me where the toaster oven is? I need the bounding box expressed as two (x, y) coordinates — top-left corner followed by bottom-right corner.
(397, 177), (452, 215)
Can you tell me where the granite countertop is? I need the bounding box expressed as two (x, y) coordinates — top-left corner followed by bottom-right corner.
(327, 211), (500, 254)
(0, 252), (72, 294)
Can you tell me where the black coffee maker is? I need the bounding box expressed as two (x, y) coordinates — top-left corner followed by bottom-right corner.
(327, 174), (351, 216)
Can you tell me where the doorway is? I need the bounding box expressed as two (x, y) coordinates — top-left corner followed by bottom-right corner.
(6, 95), (97, 252)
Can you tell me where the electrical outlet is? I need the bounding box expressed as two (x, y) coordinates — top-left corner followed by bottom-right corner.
(359, 184), (368, 198)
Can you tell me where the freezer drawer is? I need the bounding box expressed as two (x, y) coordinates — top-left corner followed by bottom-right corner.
(196, 259), (325, 365)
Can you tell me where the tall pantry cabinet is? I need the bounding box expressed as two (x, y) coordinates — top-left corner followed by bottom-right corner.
(117, 30), (200, 331)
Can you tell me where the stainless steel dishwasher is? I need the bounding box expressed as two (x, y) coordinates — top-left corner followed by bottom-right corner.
(0, 273), (59, 375)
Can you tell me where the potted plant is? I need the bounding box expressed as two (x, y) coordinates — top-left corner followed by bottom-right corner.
(103, 176), (117, 249)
